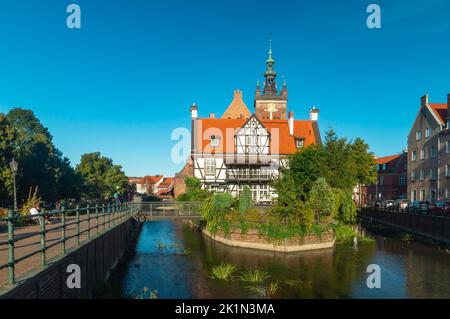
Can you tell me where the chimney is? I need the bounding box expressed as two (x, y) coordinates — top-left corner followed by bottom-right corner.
(288, 111), (294, 136)
(190, 103), (198, 119)
(421, 94), (429, 107)
(209, 113), (215, 119)
(310, 106), (319, 121)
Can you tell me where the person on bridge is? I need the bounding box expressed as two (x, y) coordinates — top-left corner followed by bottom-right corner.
(29, 202), (51, 225)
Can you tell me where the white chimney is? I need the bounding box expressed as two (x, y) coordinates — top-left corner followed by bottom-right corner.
(190, 103), (198, 119)
(210, 113), (215, 119)
(310, 106), (319, 121)
(288, 111), (294, 136)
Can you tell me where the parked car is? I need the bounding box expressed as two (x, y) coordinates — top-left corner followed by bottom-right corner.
(393, 199), (409, 211)
(429, 201), (450, 216)
(406, 201), (431, 213)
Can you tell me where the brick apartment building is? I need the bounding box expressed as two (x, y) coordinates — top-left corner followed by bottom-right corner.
(367, 152), (408, 202)
(408, 94), (450, 202)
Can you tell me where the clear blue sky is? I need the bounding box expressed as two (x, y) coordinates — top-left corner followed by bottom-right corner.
(1, 0), (449, 177)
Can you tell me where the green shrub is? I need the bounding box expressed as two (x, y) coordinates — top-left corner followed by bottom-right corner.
(239, 269), (270, 285)
(211, 263), (237, 281)
(239, 186), (252, 214)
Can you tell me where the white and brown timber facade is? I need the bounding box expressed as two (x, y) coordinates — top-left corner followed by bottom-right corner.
(175, 47), (322, 203)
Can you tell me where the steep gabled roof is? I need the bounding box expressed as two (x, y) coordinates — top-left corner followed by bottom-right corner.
(429, 103), (448, 124)
(222, 90), (251, 119)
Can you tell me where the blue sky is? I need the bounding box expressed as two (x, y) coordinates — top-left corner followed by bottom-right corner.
(1, 0), (449, 177)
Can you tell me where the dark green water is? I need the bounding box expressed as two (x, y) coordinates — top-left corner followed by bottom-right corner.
(120, 220), (450, 299)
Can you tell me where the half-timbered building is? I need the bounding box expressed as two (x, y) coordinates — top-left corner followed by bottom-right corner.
(176, 47), (322, 202)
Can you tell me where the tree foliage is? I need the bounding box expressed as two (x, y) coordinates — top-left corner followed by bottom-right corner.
(238, 186), (252, 214)
(176, 176), (210, 201)
(308, 177), (335, 217)
(76, 152), (128, 201)
(1, 109), (82, 207)
(272, 128), (374, 225)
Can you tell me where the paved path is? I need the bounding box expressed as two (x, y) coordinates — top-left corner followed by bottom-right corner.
(0, 213), (124, 289)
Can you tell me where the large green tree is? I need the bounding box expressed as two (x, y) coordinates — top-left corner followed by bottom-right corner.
(76, 152), (128, 201)
(5, 108), (81, 203)
(0, 114), (16, 206)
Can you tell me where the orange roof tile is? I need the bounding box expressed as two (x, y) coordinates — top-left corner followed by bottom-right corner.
(429, 103), (447, 124)
(194, 116), (318, 155)
(376, 154), (401, 165)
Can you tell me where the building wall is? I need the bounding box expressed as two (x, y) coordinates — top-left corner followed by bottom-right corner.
(408, 106), (443, 202)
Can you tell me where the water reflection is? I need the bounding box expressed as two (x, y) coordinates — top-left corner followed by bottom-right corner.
(121, 221), (450, 299)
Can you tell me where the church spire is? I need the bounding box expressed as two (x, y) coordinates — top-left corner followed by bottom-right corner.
(264, 40), (277, 96)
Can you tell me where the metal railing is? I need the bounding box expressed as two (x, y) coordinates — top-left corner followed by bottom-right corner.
(367, 201), (450, 218)
(134, 201), (203, 219)
(0, 202), (134, 286)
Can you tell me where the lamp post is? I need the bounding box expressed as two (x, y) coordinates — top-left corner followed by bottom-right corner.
(9, 158), (18, 211)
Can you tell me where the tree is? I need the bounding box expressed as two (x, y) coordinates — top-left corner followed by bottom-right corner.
(0, 114), (16, 206)
(76, 152), (127, 201)
(308, 177), (335, 220)
(350, 138), (377, 206)
(176, 177), (210, 201)
(238, 186), (252, 214)
(323, 129), (357, 190)
(5, 108), (82, 203)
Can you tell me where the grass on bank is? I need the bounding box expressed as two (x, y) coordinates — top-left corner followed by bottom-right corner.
(211, 263), (237, 281)
(238, 269), (271, 285)
(332, 223), (375, 243)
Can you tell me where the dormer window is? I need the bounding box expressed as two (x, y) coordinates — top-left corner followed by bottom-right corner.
(296, 138), (304, 149)
(210, 135), (220, 147)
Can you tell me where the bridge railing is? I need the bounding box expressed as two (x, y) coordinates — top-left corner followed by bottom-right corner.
(0, 202), (135, 287)
(133, 201), (203, 218)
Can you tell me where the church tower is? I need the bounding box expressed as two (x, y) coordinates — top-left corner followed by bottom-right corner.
(254, 42), (288, 120)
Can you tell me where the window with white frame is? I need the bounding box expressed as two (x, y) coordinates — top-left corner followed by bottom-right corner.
(411, 151), (417, 161)
(399, 175), (406, 186)
(419, 169), (424, 181)
(430, 189), (437, 202)
(425, 128), (431, 138)
(420, 148), (425, 160)
(431, 145), (437, 158)
(411, 170), (416, 181)
(446, 141), (450, 153)
(382, 163), (387, 171)
(210, 135), (220, 147)
(430, 168), (437, 180)
(411, 190), (417, 201)
(419, 189), (425, 201)
(416, 131), (422, 141)
(296, 139), (304, 149)
(205, 158), (216, 176)
(446, 188), (450, 199)
(447, 164), (450, 177)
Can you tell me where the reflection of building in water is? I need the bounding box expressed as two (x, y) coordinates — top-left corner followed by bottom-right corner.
(403, 243), (450, 298)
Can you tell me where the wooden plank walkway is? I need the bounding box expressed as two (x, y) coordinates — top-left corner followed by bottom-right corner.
(0, 213), (118, 289)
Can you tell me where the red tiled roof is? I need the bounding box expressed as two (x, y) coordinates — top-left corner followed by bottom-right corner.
(158, 177), (174, 189)
(429, 103), (447, 124)
(376, 154), (401, 165)
(194, 117), (318, 155)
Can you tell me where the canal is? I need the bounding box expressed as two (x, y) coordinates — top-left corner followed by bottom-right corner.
(116, 220), (450, 299)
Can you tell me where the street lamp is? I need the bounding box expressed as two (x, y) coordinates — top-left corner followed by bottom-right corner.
(9, 158), (18, 211)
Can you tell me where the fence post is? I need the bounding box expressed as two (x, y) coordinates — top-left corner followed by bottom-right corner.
(7, 209), (15, 285)
(108, 204), (111, 229)
(39, 212), (46, 266)
(76, 205), (80, 246)
(87, 204), (91, 241)
(95, 204), (99, 236)
(61, 210), (66, 255)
